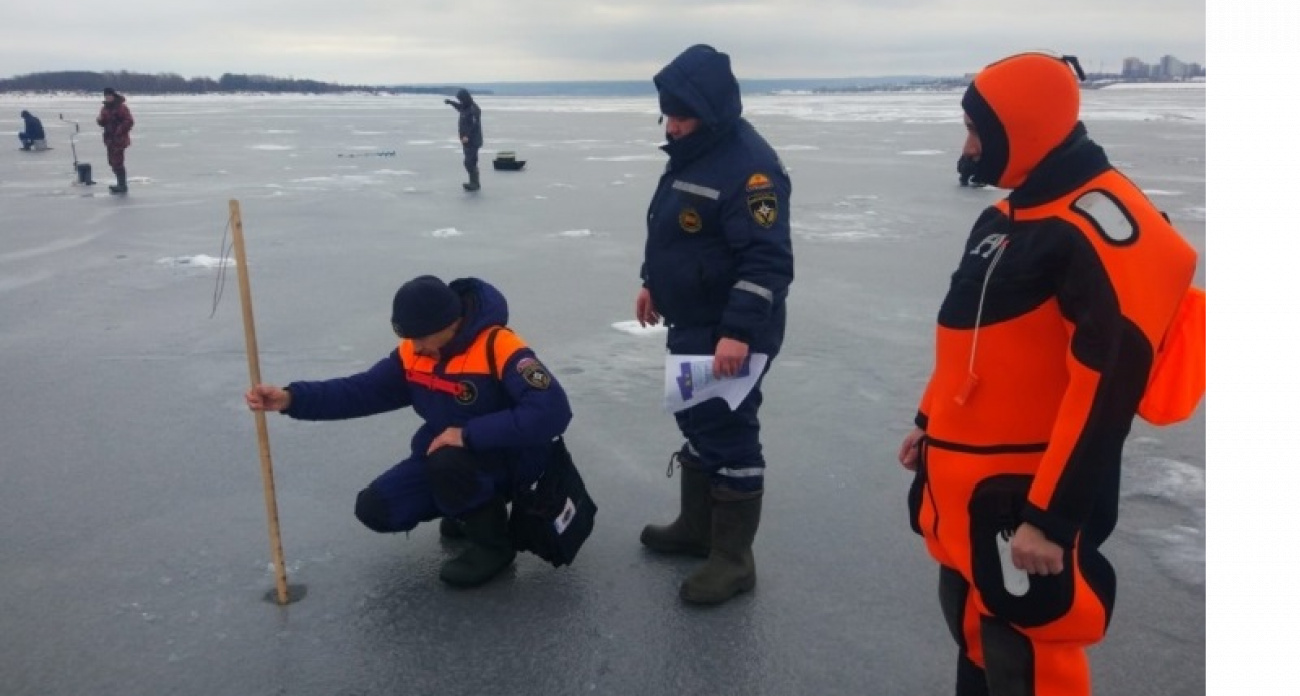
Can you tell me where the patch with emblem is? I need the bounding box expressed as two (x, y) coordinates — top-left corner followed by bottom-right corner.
(748, 192), (779, 228)
(456, 381), (477, 405)
(745, 172), (773, 192)
(679, 207), (702, 233)
(516, 357), (553, 389)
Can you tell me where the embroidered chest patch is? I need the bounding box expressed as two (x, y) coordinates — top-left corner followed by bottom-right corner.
(517, 357), (553, 389)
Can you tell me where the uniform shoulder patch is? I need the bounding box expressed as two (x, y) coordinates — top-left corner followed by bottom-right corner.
(747, 191), (779, 228)
(516, 357), (553, 389)
(746, 172), (773, 191)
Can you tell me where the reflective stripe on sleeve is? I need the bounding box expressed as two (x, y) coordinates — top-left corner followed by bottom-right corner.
(734, 280), (773, 303)
(672, 180), (721, 200)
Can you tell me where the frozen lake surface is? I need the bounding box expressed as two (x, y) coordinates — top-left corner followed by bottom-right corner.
(0, 87), (1205, 695)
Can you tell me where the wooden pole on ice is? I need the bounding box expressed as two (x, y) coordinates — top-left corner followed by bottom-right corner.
(228, 199), (291, 606)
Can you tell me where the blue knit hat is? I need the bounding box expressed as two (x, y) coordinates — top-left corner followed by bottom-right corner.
(391, 275), (462, 338)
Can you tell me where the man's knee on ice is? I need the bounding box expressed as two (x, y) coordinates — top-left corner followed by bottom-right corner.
(355, 487), (399, 533)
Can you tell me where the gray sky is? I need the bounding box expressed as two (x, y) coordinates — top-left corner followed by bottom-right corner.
(2, 1), (1204, 84)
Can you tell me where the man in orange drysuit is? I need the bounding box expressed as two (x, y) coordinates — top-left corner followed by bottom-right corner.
(897, 52), (1198, 695)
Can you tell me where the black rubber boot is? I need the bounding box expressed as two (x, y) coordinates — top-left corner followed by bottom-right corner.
(640, 451), (711, 557)
(680, 493), (762, 605)
(462, 166), (480, 192)
(439, 517), (466, 540)
(109, 169), (128, 194)
(439, 499), (515, 587)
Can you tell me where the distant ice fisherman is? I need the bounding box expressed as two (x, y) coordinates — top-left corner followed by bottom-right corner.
(96, 88), (133, 194)
(445, 88), (484, 192)
(18, 110), (47, 151)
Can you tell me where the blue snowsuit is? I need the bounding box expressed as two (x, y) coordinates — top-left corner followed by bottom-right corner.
(283, 278), (572, 531)
(18, 110), (44, 149)
(641, 44), (794, 495)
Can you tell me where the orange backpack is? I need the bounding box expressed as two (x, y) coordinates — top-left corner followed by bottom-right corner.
(1137, 287), (1206, 425)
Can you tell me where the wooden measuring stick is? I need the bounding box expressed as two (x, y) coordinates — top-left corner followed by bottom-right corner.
(229, 199), (291, 605)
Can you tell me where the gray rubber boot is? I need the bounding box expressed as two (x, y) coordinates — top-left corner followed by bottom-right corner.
(640, 455), (711, 558)
(439, 499), (515, 587)
(680, 493), (762, 605)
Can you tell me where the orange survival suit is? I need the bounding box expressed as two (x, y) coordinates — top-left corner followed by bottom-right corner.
(908, 53), (1199, 696)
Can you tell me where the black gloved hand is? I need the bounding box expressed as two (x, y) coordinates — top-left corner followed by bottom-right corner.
(445, 99), (457, 106)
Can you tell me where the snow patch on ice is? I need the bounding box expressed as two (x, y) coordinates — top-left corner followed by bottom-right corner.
(250, 144), (293, 151)
(427, 228), (463, 238)
(612, 320), (666, 336)
(556, 229), (593, 238)
(158, 254), (234, 268)
(900, 149), (944, 156)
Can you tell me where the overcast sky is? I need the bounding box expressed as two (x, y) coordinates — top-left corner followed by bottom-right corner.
(2, 1), (1204, 85)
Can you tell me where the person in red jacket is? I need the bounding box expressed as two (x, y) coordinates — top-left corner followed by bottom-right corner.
(246, 275), (572, 588)
(96, 88), (134, 194)
(897, 52), (1198, 695)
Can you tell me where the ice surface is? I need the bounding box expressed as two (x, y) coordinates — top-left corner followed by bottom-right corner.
(0, 86), (1205, 695)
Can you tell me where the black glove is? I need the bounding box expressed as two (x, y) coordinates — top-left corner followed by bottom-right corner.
(445, 99), (458, 107)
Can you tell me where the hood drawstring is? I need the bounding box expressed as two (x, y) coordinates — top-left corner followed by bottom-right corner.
(955, 208), (1013, 406)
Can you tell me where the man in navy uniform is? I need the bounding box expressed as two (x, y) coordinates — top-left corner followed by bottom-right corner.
(246, 276), (572, 587)
(634, 44), (794, 606)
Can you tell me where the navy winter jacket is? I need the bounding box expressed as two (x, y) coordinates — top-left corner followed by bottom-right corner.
(449, 89), (483, 149)
(283, 278), (571, 485)
(21, 111), (44, 139)
(642, 44), (794, 357)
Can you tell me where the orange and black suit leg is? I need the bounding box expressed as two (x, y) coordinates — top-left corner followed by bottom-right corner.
(939, 566), (990, 696)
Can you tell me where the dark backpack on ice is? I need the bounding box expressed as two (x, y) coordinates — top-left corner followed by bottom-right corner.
(482, 327), (598, 566)
(508, 436), (598, 567)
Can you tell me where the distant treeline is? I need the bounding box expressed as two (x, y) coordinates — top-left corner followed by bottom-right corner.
(0, 70), (473, 95)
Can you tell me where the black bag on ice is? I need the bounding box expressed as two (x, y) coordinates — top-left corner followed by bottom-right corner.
(508, 437), (597, 567)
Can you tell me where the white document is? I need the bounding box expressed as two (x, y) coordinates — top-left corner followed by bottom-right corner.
(663, 353), (768, 413)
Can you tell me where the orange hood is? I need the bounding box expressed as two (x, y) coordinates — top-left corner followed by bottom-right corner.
(961, 53), (1083, 189)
